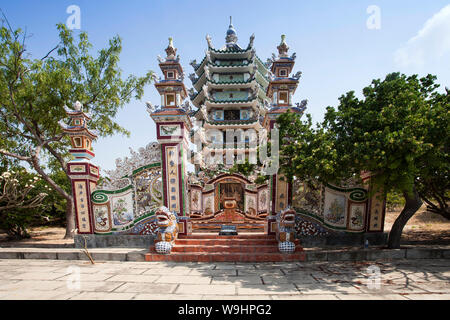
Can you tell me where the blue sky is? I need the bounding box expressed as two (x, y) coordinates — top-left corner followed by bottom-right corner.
(1, 0), (449, 172)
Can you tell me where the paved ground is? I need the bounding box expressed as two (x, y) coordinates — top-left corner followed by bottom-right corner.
(0, 258), (448, 300)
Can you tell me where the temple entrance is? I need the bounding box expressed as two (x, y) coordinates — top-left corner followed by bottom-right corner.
(190, 174), (267, 233)
(219, 183), (244, 212)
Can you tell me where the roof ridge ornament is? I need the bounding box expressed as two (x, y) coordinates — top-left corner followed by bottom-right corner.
(225, 16), (238, 46)
(73, 101), (83, 111)
(277, 34), (289, 57)
(206, 34), (214, 49)
(248, 33), (255, 49)
(165, 37), (177, 59)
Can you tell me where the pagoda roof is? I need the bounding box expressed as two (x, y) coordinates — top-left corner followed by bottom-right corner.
(204, 97), (260, 110)
(159, 59), (184, 73)
(150, 107), (189, 116)
(266, 78), (299, 97)
(60, 124), (98, 140)
(63, 105), (92, 120)
(154, 80), (188, 97)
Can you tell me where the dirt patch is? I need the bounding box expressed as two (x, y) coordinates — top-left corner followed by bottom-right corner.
(0, 227), (72, 246)
(385, 205), (450, 245)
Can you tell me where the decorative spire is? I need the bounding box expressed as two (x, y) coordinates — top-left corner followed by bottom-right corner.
(165, 37), (177, 59)
(225, 16), (238, 46)
(277, 34), (289, 57)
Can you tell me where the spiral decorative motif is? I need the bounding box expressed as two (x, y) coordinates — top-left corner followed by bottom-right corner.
(349, 188), (367, 202)
(91, 192), (108, 204)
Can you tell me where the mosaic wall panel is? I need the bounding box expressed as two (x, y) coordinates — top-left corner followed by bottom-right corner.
(111, 189), (134, 227)
(258, 187), (268, 213)
(292, 179), (322, 217)
(291, 181), (370, 235)
(129, 215), (158, 235)
(323, 189), (347, 228)
(347, 202), (366, 232)
(134, 168), (162, 217)
(93, 204), (112, 233)
(245, 193), (257, 216)
(159, 124), (181, 137)
(295, 215), (329, 236)
(190, 188), (202, 213)
(203, 193), (214, 215)
(91, 162), (163, 235)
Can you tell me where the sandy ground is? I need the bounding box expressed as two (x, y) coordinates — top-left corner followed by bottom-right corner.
(0, 205), (449, 246)
(0, 227), (72, 246)
(384, 205), (450, 245)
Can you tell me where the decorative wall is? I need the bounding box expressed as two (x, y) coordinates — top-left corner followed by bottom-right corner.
(90, 143), (163, 235)
(292, 178), (373, 235)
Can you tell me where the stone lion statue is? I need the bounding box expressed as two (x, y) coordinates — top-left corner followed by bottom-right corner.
(276, 207), (297, 253)
(154, 206), (179, 254)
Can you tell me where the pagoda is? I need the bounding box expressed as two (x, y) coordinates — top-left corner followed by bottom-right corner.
(183, 18), (307, 232)
(189, 17), (271, 170)
(60, 101), (100, 234)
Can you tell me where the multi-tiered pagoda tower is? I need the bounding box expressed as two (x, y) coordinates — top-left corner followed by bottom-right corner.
(189, 18), (271, 169)
(180, 19), (306, 231)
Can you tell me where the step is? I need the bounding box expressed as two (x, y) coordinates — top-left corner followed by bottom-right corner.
(174, 239), (281, 246)
(168, 245), (304, 254)
(144, 252), (306, 262)
(179, 233), (274, 240)
(170, 245), (280, 253)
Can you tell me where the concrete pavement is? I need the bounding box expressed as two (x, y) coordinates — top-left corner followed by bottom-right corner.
(0, 258), (448, 300)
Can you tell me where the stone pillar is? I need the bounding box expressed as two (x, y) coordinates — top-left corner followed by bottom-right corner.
(149, 37), (192, 235)
(152, 119), (191, 235)
(60, 101), (99, 234)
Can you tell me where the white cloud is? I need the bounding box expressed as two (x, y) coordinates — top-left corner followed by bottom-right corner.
(394, 5), (450, 68)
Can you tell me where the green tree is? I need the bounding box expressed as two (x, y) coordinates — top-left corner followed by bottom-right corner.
(0, 168), (48, 239)
(229, 159), (255, 177)
(277, 73), (449, 248)
(0, 20), (154, 238)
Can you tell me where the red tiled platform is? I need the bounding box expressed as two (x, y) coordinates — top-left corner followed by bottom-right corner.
(145, 233), (305, 262)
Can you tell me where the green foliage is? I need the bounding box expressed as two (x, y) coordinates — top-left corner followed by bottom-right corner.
(229, 160), (255, 177)
(276, 72), (449, 247)
(322, 73), (448, 196)
(0, 20), (154, 237)
(0, 167), (48, 239)
(276, 112), (339, 184)
(386, 191), (405, 211)
(278, 72), (448, 196)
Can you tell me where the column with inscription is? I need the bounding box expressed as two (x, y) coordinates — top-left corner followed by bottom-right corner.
(148, 38), (192, 235)
(60, 101), (100, 234)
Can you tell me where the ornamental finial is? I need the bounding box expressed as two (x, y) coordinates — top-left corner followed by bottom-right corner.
(277, 34), (289, 57)
(165, 36), (177, 59)
(225, 16), (238, 45)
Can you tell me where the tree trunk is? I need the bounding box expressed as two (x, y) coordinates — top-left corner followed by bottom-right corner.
(64, 198), (75, 239)
(387, 187), (423, 249)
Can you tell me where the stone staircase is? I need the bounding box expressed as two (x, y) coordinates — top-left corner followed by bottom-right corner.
(145, 233), (305, 262)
